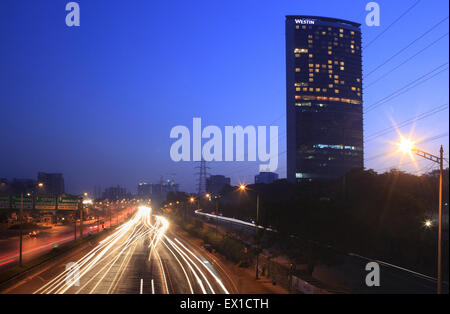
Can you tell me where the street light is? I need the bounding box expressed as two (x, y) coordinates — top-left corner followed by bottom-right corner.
(213, 195), (221, 236)
(397, 137), (444, 294)
(424, 219), (433, 229)
(238, 184), (261, 280)
(398, 137), (415, 154)
(186, 196), (195, 218)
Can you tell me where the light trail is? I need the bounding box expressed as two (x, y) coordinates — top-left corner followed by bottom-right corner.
(194, 209), (276, 232)
(164, 236), (215, 294)
(34, 207), (154, 294)
(32, 205), (230, 294)
(161, 239), (194, 293)
(163, 236), (207, 294)
(174, 238), (229, 294)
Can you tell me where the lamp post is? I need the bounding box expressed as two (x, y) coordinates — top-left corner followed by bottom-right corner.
(205, 193), (211, 212)
(80, 207), (83, 239)
(214, 195), (221, 236)
(398, 138), (444, 294)
(19, 192), (23, 266)
(239, 184), (260, 280)
(189, 197), (195, 218)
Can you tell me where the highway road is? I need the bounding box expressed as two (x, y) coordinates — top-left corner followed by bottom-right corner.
(0, 210), (131, 272)
(4, 206), (236, 294)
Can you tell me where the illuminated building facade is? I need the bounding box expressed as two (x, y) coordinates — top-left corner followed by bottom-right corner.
(286, 16), (364, 182)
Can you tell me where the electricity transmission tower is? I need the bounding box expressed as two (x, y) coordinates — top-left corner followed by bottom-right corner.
(195, 159), (209, 196)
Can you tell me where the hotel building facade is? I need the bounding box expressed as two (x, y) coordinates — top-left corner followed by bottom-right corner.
(286, 16), (364, 182)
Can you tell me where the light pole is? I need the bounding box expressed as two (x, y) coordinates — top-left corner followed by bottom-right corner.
(80, 207), (83, 239)
(189, 197), (195, 218)
(398, 138), (444, 294)
(19, 192), (23, 266)
(74, 213), (77, 241)
(239, 184), (260, 280)
(214, 195), (220, 236)
(205, 193), (211, 212)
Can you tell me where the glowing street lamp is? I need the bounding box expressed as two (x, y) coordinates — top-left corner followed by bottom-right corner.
(424, 219), (433, 229)
(398, 137), (415, 154)
(238, 183), (261, 280)
(397, 136), (444, 294)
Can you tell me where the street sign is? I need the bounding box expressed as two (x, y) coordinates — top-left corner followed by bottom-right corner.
(58, 195), (80, 210)
(12, 195), (33, 209)
(35, 196), (56, 210)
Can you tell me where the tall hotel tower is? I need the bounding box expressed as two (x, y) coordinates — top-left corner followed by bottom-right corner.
(286, 16), (364, 182)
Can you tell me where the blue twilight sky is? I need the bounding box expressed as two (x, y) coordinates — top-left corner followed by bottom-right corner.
(0, 0), (448, 194)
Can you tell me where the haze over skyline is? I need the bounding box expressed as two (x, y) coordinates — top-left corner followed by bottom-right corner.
(1, 0), (448, 194)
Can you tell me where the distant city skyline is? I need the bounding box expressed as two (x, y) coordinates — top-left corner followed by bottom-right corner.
(1, 0), (448, 194)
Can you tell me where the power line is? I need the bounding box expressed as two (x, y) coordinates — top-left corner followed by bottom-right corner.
(411, 162), (439, 175)
(365, 103), (449, 142)
(365, 32), (449, 89)
(365, 152), (386, 162)
(365, 132), (449, 162)
(364, 0), (422, 49)
(372, 153), (449, 173)
(364, 16), (449, 78)
(373, 158), (418, 173)
(417, 132), (449, 145)
(364, 62), (449, 113)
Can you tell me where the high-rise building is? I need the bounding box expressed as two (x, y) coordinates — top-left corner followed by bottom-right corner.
(37, 172), (65, 195)
(136, 179), (179, 201)
(286, 16), (364, 182)
(0, 178), (36, 195)
(102, 185), (127, 200)
(137, 182), (152, 198)
(94, 185), (102, 199)
(254, 172), (279, 184)
(206, 175), (231, 194)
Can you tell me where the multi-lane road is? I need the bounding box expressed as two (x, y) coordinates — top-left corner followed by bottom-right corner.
(0, 211), (129, 272)
(3, 206), (237, 294)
